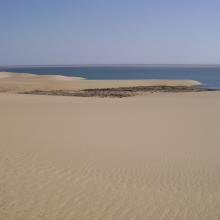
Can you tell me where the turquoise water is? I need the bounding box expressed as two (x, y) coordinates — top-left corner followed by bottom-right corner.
(1, 65), (220, 89)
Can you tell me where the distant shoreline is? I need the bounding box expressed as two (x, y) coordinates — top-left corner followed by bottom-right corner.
(1, 71), (218, 98)
(1, 65), (220, 89)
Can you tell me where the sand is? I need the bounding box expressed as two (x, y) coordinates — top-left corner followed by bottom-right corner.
(0, 72), (201, 93)
(0, 90), (220, 219)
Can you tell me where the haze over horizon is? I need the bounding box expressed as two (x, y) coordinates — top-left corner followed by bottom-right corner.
(1, 0), (220, 65)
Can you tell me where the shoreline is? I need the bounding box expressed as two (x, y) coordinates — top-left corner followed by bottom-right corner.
(0, 71), (212, 98)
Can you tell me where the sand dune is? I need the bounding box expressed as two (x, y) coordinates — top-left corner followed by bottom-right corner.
(0, 92), (220, 219)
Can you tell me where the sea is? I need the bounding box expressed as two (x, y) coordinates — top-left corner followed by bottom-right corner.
(1, 65), (220, 89)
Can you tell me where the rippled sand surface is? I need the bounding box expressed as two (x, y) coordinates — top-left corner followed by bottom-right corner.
(0, 92), (220, 219)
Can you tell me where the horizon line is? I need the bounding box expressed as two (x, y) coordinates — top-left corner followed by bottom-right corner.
(1, 64), (220, 67)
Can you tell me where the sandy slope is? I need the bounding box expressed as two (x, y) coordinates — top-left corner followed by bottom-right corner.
(0, 72), (201, 93)
(0, 92), (220, 219)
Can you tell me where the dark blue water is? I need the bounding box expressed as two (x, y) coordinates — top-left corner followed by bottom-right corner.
(1, 65), (220, 89)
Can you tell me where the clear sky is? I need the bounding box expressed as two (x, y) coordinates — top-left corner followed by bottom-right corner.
(1, 0), (220, 65)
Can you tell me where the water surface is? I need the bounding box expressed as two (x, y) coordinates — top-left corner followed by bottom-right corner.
(1, 65), (220, 89)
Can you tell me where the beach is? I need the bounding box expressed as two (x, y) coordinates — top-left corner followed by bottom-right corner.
(0, 74), (220, 219)
(0, 72), (201, 93)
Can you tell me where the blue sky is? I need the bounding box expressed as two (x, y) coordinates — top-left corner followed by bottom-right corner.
(0, 0), (220, 65)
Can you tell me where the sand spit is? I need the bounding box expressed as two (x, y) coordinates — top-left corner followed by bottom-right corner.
(0, 92), (220, 219)
(0, 72), (85, 80)
(0, 72), (203, 96)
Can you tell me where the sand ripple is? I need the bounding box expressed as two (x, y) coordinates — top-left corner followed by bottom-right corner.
(0, 93), (220, 219)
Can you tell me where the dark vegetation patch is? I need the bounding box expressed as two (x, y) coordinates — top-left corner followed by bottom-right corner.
(20, 86), (218, 98)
